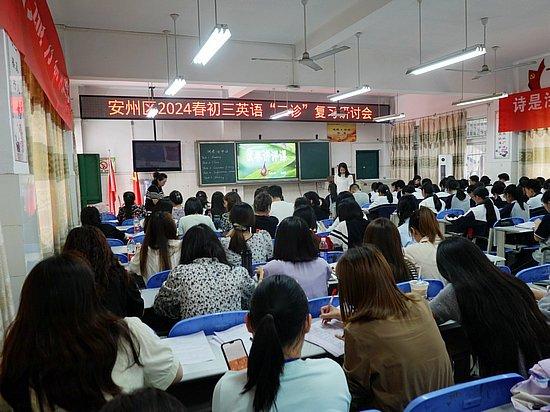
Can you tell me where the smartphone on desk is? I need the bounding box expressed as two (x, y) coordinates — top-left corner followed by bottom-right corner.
(221, 339), (248, 371)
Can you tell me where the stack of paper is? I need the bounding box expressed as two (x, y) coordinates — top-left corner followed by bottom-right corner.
(212, 323), (253, 353)
(305, 318), (345, 357)
(516, 221), (535, 229)
(163, 331), (215, 365)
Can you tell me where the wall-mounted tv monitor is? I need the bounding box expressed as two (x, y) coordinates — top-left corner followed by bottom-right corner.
(132, 140), (182, 172)
(236, 142), (298, 181)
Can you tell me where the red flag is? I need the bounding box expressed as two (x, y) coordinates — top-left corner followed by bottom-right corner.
(107, 157), (117, 213)
(132, 172), (143, 206)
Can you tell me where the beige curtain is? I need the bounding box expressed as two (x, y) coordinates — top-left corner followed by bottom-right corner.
(520, 128), (550, 177)
(391, 121), (416, 180)
(418, 111), (466, 182)
(23, 63), (73, 254)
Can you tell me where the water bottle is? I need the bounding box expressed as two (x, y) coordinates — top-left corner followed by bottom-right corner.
(133, 214), (140, 234)
(319, 237), (329, 262)
(127, 238), (136, 261)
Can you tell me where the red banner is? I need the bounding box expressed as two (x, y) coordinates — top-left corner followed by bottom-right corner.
(79, 95), (389, 123)
(0, 0), (73, 129)
(499, 86), (550, 133)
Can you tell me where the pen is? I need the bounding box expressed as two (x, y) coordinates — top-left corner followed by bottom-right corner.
(327, 289), (338, 308)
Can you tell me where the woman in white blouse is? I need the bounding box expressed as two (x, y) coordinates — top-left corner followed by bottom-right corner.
(419, 183), (444, 214)
(368, 184), (397, 210)
(333, 162), (355, 195)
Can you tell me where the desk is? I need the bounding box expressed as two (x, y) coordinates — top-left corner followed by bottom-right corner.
(486, 253), (506, 265)
(493, 225), (534, 258)
(112, 245), (128, 255)
(116, 225), (132, 232)
(141, 287), (159, 308)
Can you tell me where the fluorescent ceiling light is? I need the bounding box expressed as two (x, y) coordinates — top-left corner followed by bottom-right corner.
(270, 108), (294, 120)
(164, 76), (186, 96)
(193, 24), (231, 65)
(452, 92), (508, 106)
(145, 107), (159, 118)
(406, 44), (486, 75)
(373, 113), (406, 122)
(328, 85), (371, 102)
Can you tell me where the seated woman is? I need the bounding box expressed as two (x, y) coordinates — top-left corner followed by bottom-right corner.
(321, 246), (453, 411)
(364, 218), (417, 282)
(533, 191), (550, 264)
(263, 217), (331, 299)
(419, 183), (444, 214)
(196, 190), (210, 214)
(117, 191), (145, 224)
(294, 197), (310, 209)
(525, 179), (544, 212)
(252, 191), (278, 238)
(177, 197), (216, 236)
(219, 191), (242, 233)
(443, 179), (471, 212)
(128, 211), (182, 283)
(396, 193), (418, 247)
(501, 184), (530, 221)
(490, 181), (507, 209)
(326, 191), (355, 231)
(0, 254), (182, 411)
(404, 207), (445, 282)
(304, 191), (329, 221)
(154, 224), (255, 321)
(294, 205), (322, 248)
(322, 182), (338, 218)
(210, 191), (226, 230)
(330, 198), (370, 251)
(430, 236), (550, 376)
(169, 190), (185, 222)
(81, 206), (126, 243)
(63, 226), (143, 318)
(220, 203), (273, 268)
(367, 184), (396, 210)
(212, 275), (351, 412)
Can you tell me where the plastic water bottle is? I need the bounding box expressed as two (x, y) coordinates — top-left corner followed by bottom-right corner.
(133, 214), (140, 234)
(127, 238), (136, 261)
(319, 237), (329, 262)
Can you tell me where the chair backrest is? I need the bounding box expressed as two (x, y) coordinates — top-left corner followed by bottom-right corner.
(499, 265), (512, 276)
(404, 373), (523, 412)
(133, 234), (145, 244)
(146, 269), (171, 288)
(530, 215), (544, 222)
(369, 204), (397, 219)
(321, 251), (344, 264)
(436, 209), (465, 219)
(168, 311), (248, 337)
(101, 212), (117, 222)
(321, 219), (334, 228)
(396, 279), (445, 299)
(107, 238), (124, 247)
(516, 264), (550, 283)
(493, 217), (525, 228)
(115, 253), (129, 263)
(308, 296), (341, 318)
(530, 206), (547, 218)
(103, 221), (118, 227)
(121, 218), (135, 226)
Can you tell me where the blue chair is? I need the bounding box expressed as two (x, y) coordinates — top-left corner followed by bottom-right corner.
(103, 221), (118, 226)
(368, 204), (397, 219)
(146, 270), (171, 288)
(168, 311), (247, 337)
(321, 251), (344, 264)
(133, 234), (145, 244)
(493, 217), (525, 228)
(101, 212), (117, 222)
(499, 265), (512, 276)
(404, 373), (523, 412)
(115, 253), (129, 264)
(396, 279), (445, 299)
(321, 219), (334, 228)
(121, 218), (135, 226)
(308, 296), (340, 318)
(530, 216), (543, 222)
(107, 238), (124, 247)
(530, 207), (547, 218)
(317, 231), (330, 238)
(516, 264), (550, 283)
(437, 209), (465, 219)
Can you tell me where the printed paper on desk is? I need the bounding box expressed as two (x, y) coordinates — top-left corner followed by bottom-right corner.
(305, 318), (345, 357)
(163, 331), (215, 365)
(212, 324), (252, 353)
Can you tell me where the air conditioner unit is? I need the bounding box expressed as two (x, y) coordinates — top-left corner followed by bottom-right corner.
(438, 155), (453, 183)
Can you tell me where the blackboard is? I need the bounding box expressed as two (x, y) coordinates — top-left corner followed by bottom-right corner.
(299, 141), (331, 180)
(198, 142), (236, 185)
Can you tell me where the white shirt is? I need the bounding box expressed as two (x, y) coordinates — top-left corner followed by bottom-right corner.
(469, 202), (501, 222)
(398, 218), (414, 248)
(178, 214), (216, 236)
(368, 194), (397, 210)
(353, 191), (371, 207)
(270, 200), (294, 222)
(450, 193), (471, 213)
(511, 201), (530, 221)
(419, 196), (444, 214)
(334, 174), (354, 195)
(528, 193), (544, 210)
(128, 239), (182, 281)
(212, 358), (351, 412)
(404, 237), (445, 283)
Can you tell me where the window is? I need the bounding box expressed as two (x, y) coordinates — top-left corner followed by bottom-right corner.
(465, 117), (487, 178)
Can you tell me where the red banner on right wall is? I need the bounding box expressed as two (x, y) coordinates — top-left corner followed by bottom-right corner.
(499, 86), (550, 132)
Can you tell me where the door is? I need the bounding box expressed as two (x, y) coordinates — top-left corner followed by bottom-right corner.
(356, 150), (379, 179)
(77, 154), (102, 209)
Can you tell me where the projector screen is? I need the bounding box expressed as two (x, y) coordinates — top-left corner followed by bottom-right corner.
(132, 140), (182, 172)
(236, 142), (297, 181)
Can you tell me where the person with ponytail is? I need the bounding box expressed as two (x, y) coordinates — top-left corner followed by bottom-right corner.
(212, 275), (351, 412)
(444, 179), (471, 212)
(145, 172), (167, 212)
(367, 184), (396, 210)
(501, 184), (530, 221)
(117, 191), (145, 224)
(397, 193), (418, 247)
(419, 183), (443, 214)
(490, 181), (507, 209)
(220, 203), (273, 268)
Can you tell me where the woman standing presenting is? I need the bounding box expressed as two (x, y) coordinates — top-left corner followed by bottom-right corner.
(145, 172), (167, 213)
(333, 162), (355, 195)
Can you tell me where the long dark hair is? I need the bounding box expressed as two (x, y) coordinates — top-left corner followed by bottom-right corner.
(273, 217), (318, 263)
(0, 254), (140, 410)
(447, 179), (466, 201)
(63, 226), (131, 297)
(473, 187), (497, 226)
(364, 218), (412, 282)
(293, 205), (317, 231)
(243, 275), (310, 412)
(337, 198), (363, 222)
(422, 183), (442, 211)
(328, 182), (338, 202)
(224, 191), (242, 213)
(99, 388), (185, 412)
(80, 206), (102, 227)
(378, 184), (393, 203)
(196, 190), (209, 209)
(210, 191), (226, 216)
(122, 191), (136, 218)
(179, 224), (229, 265)
(436, 237), (550, 376)
(140, 211), (178, 276)
(397, 194), (418, 225)
(152, 171), (167, 186)
(337, 162), (350, 177)
(184, 197), (203, 215)
(504, 184), (526, 211)
(228, 203), (255, 255)
(303, 191), (322, 207)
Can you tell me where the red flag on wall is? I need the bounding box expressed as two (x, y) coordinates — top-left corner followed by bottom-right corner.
(132, 172), (143, 206)
(107, 157), (117, 213)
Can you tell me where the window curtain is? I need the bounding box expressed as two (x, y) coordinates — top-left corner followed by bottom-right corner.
(520, 128), (550, 177)
(418, 111), (466, 182)
(22, 63), (74, 254)
(391, 121), (416, 181)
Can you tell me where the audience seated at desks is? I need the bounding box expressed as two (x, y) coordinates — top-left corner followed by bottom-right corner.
(251, 191), (278, 238)
(404, 207), (445, 282)
(322, 182), (338, 219)
(117, 191), (145, 225)
(525, 178), (544, 211)
(64, 226), (144, 318)
(267, 185), (294, 222)
(350, 183), (370, 207)
(82, 205), (127, 243)
(220, 203), (273, 268)
(430, 237), (550, 377)
(397, 193), (419, 247)
(218, 191), (242, 233)
(169, 190), (185, 222)
(367, 184), (396, 209)
(325, 191), (355, 231)
(330, 198), (370, 251)
(100, 388), (186, 412)
(154, 224), (254, 321)
(533, 191), (550, 264)
(501, 184), (530, 221)
(320, 246), (453, 411)
(303, 190), (330, 221)
(0, 254), (182, 411)
(448, 187), (500, 240)
(368, 181), (381, 203)
(212, 275), (351, 412)
(418, 182), (444, 214)
(391, 179), (406, 201)
(177, 197), (216, 236)
(210, 191), (226, 230)
(128, 211), (182, 283)
(263, 217), (331, 299)
(364, 218), (418, 282)
(490, 181), (507, 209)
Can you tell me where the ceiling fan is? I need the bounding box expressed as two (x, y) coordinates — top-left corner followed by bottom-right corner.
(446, 17), (536, 80)
(251, 0), (350, 71)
